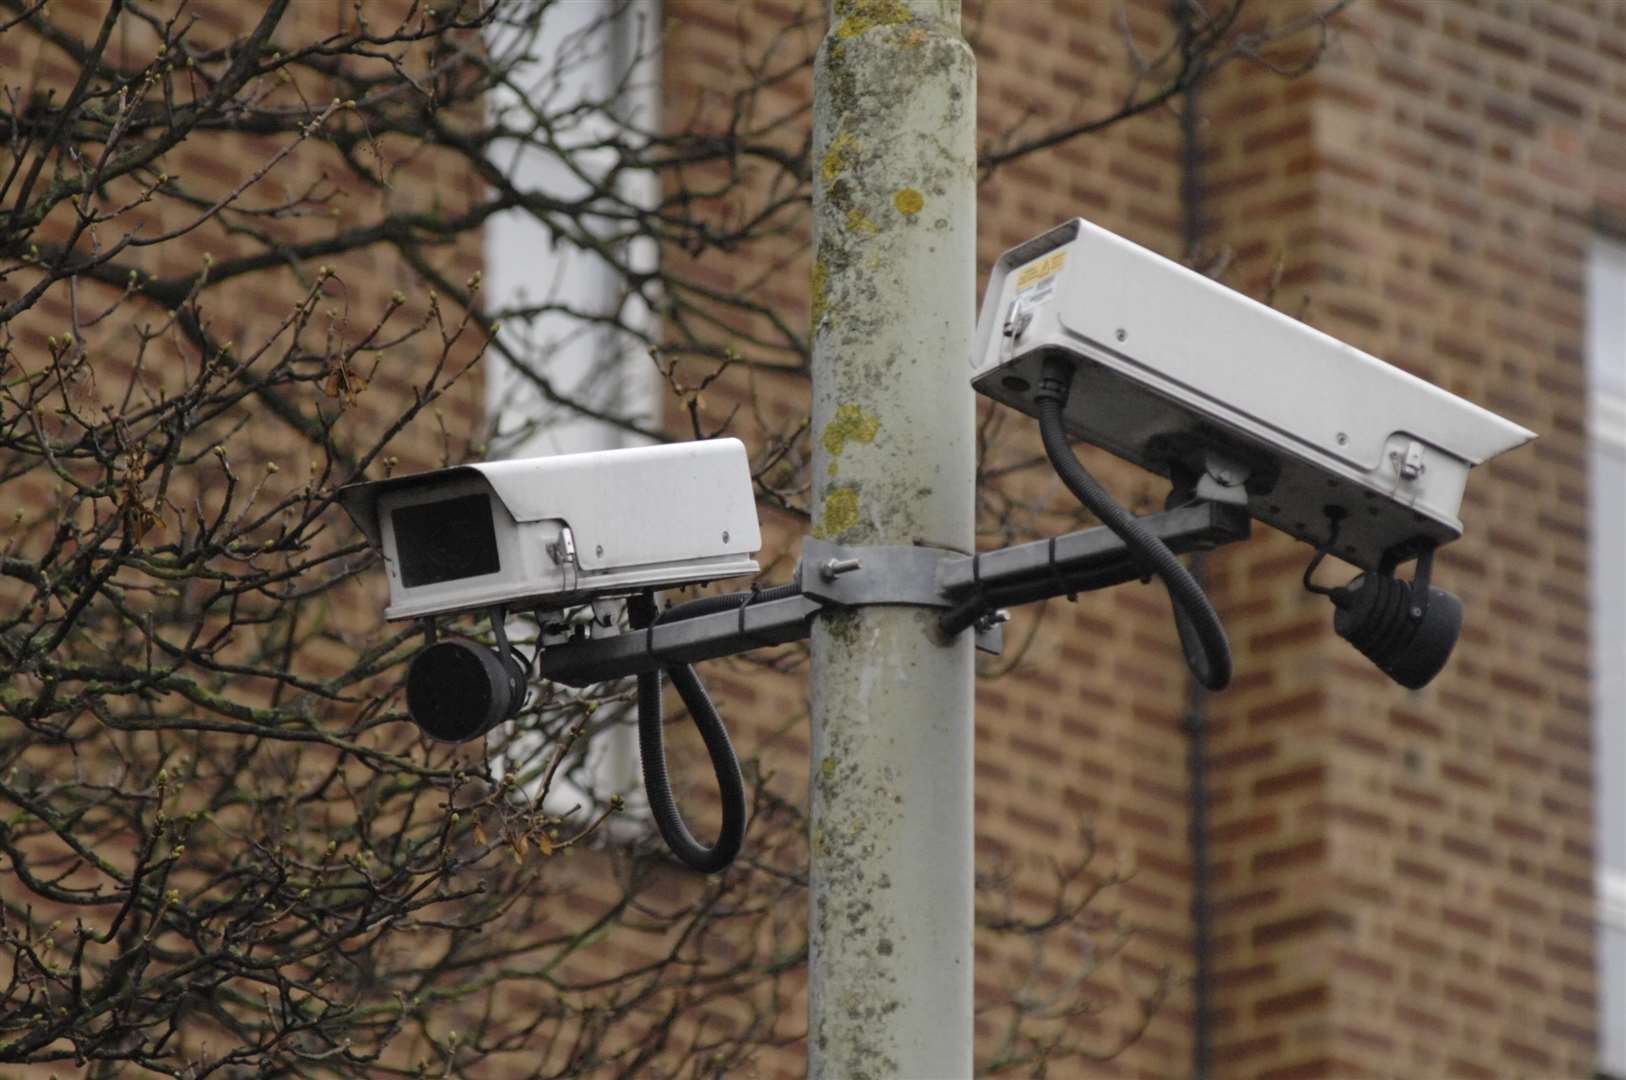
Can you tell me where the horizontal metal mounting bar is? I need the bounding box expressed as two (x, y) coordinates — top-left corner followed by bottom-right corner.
(937, 500), (1251, 603)
(537, 502), (1247, 688)
(539, 594), (823, 688)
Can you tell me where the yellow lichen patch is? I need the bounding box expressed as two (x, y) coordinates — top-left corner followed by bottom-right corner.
(821, 130), (858, 184)
(821, 402), (881, 458)
(893, 187), (925, 215)
(834, 0), (913, 39)
(811, 257), (830, 327)
(846, 208), (880, 235)
(815, 487), (862, 540)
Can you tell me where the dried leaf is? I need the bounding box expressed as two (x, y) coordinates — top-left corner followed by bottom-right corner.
(322, 361), (368, 404)
(119, 452), (162, 538)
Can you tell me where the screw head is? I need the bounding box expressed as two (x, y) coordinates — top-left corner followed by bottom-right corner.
(818, 557), (863, 582)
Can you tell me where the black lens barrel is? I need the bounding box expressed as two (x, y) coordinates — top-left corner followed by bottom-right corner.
(1333, 573), (1463, 691)
(406, 639), (519, 741)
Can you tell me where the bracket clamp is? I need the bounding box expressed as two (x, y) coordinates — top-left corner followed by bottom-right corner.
(798, 537), (1004, 653)
(538, 504), (1254, 687)
(799, 537), (956, 609)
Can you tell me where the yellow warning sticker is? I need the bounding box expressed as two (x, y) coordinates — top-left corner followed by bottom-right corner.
(1014, 251), (1067, 292)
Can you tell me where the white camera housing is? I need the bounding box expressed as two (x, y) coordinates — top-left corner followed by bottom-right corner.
(338, 439), (762, 621)
(972, 219), (1536, 570)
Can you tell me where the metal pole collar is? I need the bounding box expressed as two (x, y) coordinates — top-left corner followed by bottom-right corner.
(799, 537), (957, 609)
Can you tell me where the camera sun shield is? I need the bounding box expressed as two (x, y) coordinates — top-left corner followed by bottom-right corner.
(338, 439), (763, 620)
(971, 219), (1536, 570)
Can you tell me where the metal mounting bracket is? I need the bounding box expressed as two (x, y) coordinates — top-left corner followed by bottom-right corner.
(798, 536), (1005, 654)
(536, 501), (1249, 689)
(799, 537), (957, 609)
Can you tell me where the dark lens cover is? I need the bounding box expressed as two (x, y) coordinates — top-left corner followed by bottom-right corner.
(407, 640), (510, 741)
(393, 493), (500, 587)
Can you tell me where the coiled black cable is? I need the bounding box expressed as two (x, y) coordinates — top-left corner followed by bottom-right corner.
(1034, 356), (1232, 690)
(626, 591), (773, 873)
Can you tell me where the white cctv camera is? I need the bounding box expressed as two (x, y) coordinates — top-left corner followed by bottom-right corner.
(338, 439), (763, 742)
(338, 438), (763, 622)
(971, 218), (1535, 573)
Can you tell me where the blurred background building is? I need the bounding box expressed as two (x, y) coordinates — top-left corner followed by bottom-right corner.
(2, 0), (1620, 1076)
(580, 1), (1620, 1074)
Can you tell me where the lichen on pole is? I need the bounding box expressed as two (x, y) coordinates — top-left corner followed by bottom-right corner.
(807, 0), (977, 1076)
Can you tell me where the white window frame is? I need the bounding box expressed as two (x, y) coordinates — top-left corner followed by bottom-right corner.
(1590, 234), (1626, 1075)
(1605, 869), (1626, 931)
(482, 1), (663, 823)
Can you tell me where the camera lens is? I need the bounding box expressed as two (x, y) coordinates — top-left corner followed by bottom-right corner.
(1333, 573), (1462, 691)
(406, 639), (514, 741)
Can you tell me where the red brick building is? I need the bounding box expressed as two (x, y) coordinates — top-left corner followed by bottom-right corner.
(652, 0), (1625, 1075)
(3, 1), (1622, 1077)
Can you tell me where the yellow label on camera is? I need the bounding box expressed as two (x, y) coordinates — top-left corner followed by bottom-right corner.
(1014, 251), (1067, 292)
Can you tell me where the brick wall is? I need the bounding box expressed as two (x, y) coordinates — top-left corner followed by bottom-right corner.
(0, 0), (486, 480)
(6, 0), (1615, 1075)
(971, 3), (1205, 1075)
(0, 3), (486, 1074)
(0, 0), (487, 652)
(660, 0), (1622, 1077)
(1192, 1), (1623, 1075)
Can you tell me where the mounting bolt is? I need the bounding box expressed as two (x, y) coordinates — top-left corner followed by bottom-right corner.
(819, 557), (863, 582)
(975, 608), (1011, 632)
(1392, 439), (1427, 481)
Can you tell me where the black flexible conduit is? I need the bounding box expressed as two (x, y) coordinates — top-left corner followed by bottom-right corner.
(1034, 355), (1233, 691)
(624, 585), (798, 873)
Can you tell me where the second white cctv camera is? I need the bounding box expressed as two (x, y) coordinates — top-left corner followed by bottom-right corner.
(971, 218), (1535, 572)
(338, 438), (763, 622)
